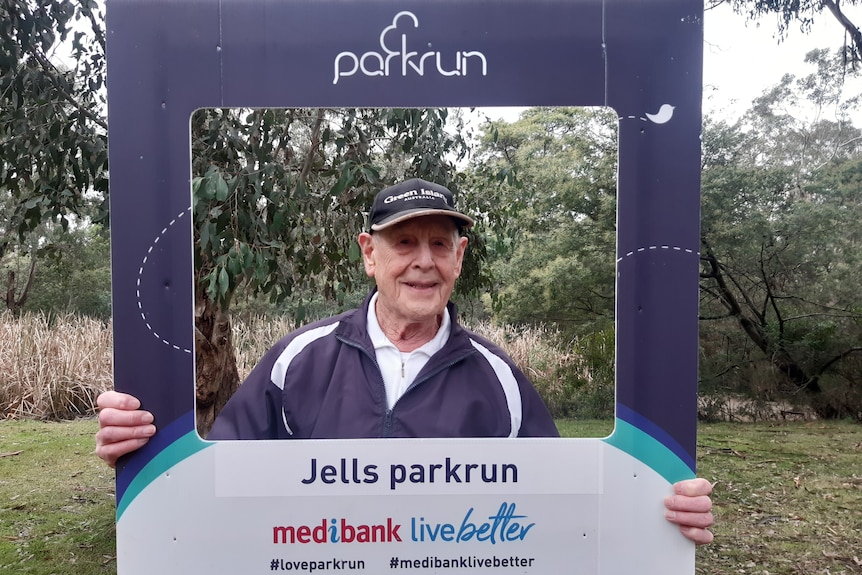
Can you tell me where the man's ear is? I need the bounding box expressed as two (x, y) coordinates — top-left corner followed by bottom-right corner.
(358, 232), (375, 278)
(454, 235), (468, 277)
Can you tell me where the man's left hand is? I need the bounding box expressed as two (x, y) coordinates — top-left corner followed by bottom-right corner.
(665, 478), (714, 545)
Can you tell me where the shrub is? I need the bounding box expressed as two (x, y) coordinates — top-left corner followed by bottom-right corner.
(467, 321), (615, 419)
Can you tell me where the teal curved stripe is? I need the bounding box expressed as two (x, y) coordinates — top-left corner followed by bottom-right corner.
(116, 431), (212, 522)
(603, 418), (694, 483)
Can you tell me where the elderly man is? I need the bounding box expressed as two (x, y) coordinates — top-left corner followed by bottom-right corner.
(96, 178), (714, 544)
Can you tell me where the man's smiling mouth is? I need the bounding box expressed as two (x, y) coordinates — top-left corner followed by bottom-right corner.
(405, 281), (437, 289)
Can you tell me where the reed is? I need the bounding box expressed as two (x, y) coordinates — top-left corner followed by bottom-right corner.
(0, 312), (113, 419)
(1, 312), (604, 420)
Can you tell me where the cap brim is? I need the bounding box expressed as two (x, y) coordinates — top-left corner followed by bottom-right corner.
(370, 208), (475, 231)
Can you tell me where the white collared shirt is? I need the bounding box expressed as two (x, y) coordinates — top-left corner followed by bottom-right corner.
(367, 292), (451, 409)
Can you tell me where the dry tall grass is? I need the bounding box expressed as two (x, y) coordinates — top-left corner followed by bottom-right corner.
(232, 315), (607, 417)
(469, 321), (586, 388)
(468, 321), (614, 418)
(1, 312), (609, 421)
(231, 313), (298, 380)
(1, 312), (114, 419)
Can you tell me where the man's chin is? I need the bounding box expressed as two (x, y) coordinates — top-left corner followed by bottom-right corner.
(402, 302), (445, 322)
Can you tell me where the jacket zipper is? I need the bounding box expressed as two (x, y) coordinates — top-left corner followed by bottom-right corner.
(338, 335), (475, 437)
(337, 336), (394, 437)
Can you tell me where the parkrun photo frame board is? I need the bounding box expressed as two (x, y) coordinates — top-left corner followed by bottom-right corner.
(106, 1), (704, 573)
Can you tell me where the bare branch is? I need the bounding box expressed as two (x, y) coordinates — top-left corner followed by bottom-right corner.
(816, 346), (862, 376)
(822, 0), (862, 62)
(297, 108), (325, 190)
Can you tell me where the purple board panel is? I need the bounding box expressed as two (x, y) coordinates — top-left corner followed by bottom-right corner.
(106, 1), (704, 572)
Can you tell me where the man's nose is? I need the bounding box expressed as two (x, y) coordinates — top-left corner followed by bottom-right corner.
(413, 242), (434, 268)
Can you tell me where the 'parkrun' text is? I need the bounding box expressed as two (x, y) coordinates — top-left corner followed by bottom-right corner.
(333, 11), (487, 85)
(273, 503), (534, 545)
(301, 457), (518, 491)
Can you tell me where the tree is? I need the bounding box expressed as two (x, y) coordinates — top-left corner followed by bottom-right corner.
(190, 107), (479, 435)
(3, 6), (491, 432)
(699, 52), (862, 418)
(716, 0), (862, 65)
(466, 107), (619, 337)
(0, 0), (109, 312)
(459, 107), (620, 418)
(16, 223), (112, 319)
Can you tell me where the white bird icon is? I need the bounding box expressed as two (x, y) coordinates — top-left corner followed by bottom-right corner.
(644, 104), (675, 124)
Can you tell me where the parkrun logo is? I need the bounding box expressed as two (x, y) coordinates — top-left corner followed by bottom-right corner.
(272, 503), (534, 545)
(333, 11), (488, 85)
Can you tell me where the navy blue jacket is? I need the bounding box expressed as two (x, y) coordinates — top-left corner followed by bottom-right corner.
(208, 291), (559, 440)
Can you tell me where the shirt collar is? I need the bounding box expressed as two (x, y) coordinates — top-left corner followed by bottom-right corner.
(367, 292), (451, 356)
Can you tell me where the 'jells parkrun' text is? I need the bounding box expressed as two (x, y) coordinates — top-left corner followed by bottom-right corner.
(301, 457), (518, 491)
(273, 503), (534, 545)
(332, 11), (487, 85)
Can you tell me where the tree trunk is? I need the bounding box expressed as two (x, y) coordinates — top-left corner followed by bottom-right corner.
(5, 256), (37, 315)
(194, 288), (240, 438)
(700, 243), (834, 412)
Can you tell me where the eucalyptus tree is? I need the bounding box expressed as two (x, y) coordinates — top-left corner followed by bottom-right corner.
(699, 51), (862, 418)
(190, 107), (478, 434)
(0, 0), (108, 312)
(16, 223), (112, 318)
(716, 0), (862, 64)
(459, 107), (620, 417)
(467, 107), (619, 336)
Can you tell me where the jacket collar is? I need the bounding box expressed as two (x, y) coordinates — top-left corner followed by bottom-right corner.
(336, 289), (468, 354)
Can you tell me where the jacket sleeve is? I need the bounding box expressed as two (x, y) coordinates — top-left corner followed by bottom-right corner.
(206, 343), (292, 441)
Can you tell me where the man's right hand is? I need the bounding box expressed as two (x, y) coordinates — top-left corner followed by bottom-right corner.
(95, 391), (156, 468)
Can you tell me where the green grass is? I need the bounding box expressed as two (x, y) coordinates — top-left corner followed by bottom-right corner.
(554, 418), (615, 438)
(694, 420), (862, 574)
(0, 419), (116, 574)
(1, 419), (860, 574)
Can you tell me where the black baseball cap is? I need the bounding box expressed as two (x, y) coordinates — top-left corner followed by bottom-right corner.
(368, 178), (474, 232)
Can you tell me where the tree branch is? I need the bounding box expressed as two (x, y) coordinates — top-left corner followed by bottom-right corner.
(27, 47), (108, 131)
(297, 108), (325, 191)
(822, 0), (862, 62)
(816, 346), (862, 376)
(84, 3), (107, 53)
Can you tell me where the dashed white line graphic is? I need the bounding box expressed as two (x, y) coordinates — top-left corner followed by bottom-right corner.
(616, 244), (699, 264)
(136, 207), (193, 354)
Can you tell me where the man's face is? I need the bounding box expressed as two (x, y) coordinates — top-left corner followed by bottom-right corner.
(358, 216), (468, 326)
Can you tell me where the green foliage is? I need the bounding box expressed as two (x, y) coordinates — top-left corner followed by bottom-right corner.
(699, 50), (862, 417)
(725, 0), (862, 64)
(533, 329), (616, 420)
(5, 2), (862, 421)
(190, 107), (481, 319)
(0, 0), (109, 241)
(19, 225), (112, 319)
(466, 107), (618, 337)
(1, 1), (108, 315)
(727, 0), (843, 33)
(467, 320), (615, 419)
